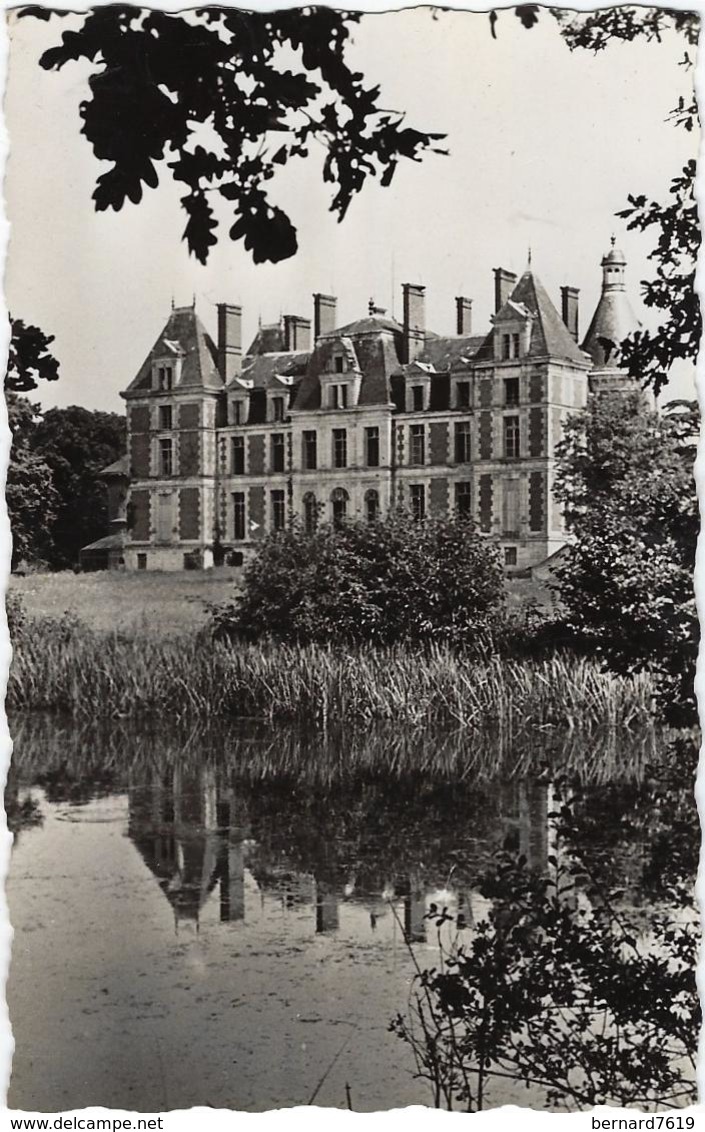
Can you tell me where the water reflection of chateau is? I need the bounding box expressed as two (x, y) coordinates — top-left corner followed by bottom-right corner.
(127, 765), (557, 938)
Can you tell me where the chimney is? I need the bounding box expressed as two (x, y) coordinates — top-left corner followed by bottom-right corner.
(561, 286), (580, 341)
(493, 268), (517, 314)
(217, 303), (242, 381)
(403, 283), (426, 364)
(313, 293), (337, 339)
(455, 296), (473, 336)
(283, 315), (311, 353)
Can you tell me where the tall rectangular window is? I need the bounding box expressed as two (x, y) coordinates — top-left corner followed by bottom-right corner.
(512, 333), (521, 358)
(271, 433), (285, 473)
(412, 385), (425, 412)
(158, 365), (173, 391)
(231, 400), (243, 425)
(455, 481), (472, 517)
(334, 355), (344, 374)
(233, 492), (246, 541)
(502, 481), (520, 536)
(454, 421), (471, 463)
(504, 377), (520, 407)
(365, 426), (380, 468)
(232, 436), (245, 475)
(410, 484), (426, 522)
(333, 428), (347, 469)
(502, 335), (511, 361)
(332, 384), (349, 409)
(272, 396), (285, 422)
(504, 416), (520, 459)
(159, 438), (173, 476)
(456, 382), (471, 409)
(410, 424), (425, 466)
(271, 489), (286, 531)
(303, 430), (317, 470)
(158, 404), (172, 430)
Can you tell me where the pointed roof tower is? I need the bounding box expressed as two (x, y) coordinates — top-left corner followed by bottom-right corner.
(124, 305), (222, 394)
(476, 265), (589, 365)
(582, 238), (641, 367)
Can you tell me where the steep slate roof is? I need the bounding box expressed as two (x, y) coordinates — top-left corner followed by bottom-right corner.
(97, 454), (129, 478)
(293, 320), (402, 411)
(416, 333), (485, 371)
(126, 306), (222, 393)
(475, 271), (591, 366)
(235, 351), (309, 390)
(245, 323), (288, 357)
(582, 270), (641, 367)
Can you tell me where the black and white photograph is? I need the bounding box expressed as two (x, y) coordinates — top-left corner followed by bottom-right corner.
(2, 1), (701, 1117)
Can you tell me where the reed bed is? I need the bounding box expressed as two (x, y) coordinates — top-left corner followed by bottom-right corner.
(8, 619), (656, 732)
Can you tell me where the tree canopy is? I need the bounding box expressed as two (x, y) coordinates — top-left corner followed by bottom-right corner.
(22, 5), (445, 264)
(6, 316), (60, 393)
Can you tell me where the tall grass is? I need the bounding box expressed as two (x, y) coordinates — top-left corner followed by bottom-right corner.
(7, 617), (656, 732)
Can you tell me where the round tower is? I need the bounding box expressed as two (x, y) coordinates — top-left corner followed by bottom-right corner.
(582, 237), (641, 392)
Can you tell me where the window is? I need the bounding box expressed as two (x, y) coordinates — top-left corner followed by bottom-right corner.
(232, 436), (245, 475)
(334, 355), (344, 374)
(504, 547), (518, 567)
(137, 553), (147, 570)
(331, 487), (348, 528)
(410, 484), (426, 522)
(159, 438), (173, 476)
(271, 433), (285, 473)
(512, 333), (521, 358)
(504, 377), (520, 407)
(157, 364), (173, 391)
(504, 416), (520, 459)
(410, 424), (425, 466)
(456, 382), (471, 409)
(365, 489), (380, 524)
(233, 492), (246, 541)
(231, 400), (243, 426)
(455, 481), (472, 517)
(303, 492), (318, 534)
(303, 430), (317, 470)
(158, 405), (172, 430)
(412, 385), (425, 412)
(502, 481), (520, 536)
(502, 335), (511, 361)
(365, 427), (380, 468)
(454, 421), (471, 463)
(272, 396), (285, 422)
(271, 489), (286, 531)
(332, 384), (348, 409)
(333, 428), (347, 469)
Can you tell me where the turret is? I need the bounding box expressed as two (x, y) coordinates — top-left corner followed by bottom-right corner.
(582, 238), (641, 386)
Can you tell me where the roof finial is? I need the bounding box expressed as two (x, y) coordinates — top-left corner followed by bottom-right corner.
(610, 234), (616, 248)
(171, 294), (175, 311)
(192, 292), (196, 309)
(527, 246), (532, 268)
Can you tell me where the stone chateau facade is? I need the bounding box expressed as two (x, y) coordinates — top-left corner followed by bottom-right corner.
(82, 240), (639, 573)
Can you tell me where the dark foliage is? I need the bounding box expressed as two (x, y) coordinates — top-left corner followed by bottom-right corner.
(212, 512), (505, 647)
(553, 392), (698, 723)
(24, 5), (445, 264)
(6, 316), (60, 393)
(31, 406), (126, 569)
(6, 394), (59, 568)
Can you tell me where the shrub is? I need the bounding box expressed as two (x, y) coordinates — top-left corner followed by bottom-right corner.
(212, 512), (505, 647)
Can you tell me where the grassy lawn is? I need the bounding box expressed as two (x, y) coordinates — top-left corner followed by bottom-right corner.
(8, 569), (242, 636)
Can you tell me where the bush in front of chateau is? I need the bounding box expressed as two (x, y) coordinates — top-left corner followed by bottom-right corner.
(212, 512), (505, 648)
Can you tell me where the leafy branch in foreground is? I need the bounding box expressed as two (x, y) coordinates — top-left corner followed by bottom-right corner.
(22, 6), (446, 264)
(390, 784), (699, 1112)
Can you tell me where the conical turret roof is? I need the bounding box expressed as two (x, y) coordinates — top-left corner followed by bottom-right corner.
(582, 240), (640, 367)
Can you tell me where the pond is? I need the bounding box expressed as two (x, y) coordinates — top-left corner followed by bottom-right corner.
(5, 716), (699, 1112)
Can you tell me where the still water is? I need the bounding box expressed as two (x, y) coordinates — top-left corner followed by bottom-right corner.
(5, 716), (698, 1112)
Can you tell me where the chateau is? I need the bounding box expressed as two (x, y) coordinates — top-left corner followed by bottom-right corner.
(82, 239), (639, 573)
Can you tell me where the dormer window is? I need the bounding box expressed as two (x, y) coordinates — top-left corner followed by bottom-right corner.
(158, 364), (173, 390)
(331, 384), (349, 409)
(456, 382), (471, 409)
(412, 385), (425, 411)
(272, 396), (285, 422)
(231, 399), (244, 425)
(501, 333), (521, 361)
(334, 355), (344, 374)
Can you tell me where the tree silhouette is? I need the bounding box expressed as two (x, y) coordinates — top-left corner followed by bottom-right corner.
(6, 316), (60, 393)
(21, 5), (445, 264)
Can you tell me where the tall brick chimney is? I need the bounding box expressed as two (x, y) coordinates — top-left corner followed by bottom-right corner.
(217, 303), (242, 381)
(455, 296), (473, 336)
(561, 286), (580, 341)
(403, 283), (426, 364)
(493, 268), (517, 314)
(313, 293), (337, 339)
(283, 315), (311, 352)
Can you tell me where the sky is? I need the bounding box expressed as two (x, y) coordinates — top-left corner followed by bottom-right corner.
(3, 5), (699, 413)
